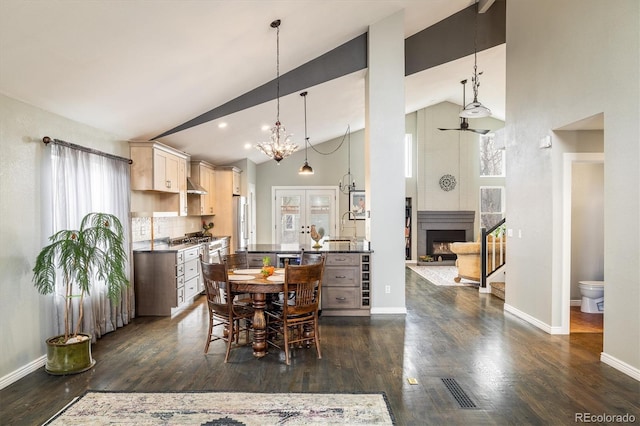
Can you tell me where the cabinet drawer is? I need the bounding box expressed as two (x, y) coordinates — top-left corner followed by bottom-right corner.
(324, 267), (358, 286)
(184, 258), (199, 282)
(177, 251), (185, 263)
(183, 246), (200, 262)
(322, 287), (358, 309)
(184, 276), (199, 300)
(325, 253), (359, 266)
(177, 274), (185, 288)
(176, 263), (185, 277)
(247, 253), (274, 268)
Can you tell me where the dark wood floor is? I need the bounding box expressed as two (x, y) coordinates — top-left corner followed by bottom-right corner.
(2, 268), (638, 425)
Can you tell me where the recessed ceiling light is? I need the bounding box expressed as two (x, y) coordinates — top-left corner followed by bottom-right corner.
(261, 125), (270, 131)
(244, 143), (253, 150)
(218, 122), (227, 129)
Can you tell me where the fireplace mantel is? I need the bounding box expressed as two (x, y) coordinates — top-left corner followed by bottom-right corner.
(417, 211), (475, 264)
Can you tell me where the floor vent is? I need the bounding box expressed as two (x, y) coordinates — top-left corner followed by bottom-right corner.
(441, 378), (477, 409)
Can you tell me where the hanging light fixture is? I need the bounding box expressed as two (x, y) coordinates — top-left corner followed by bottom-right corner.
(460, 3), (491, 119)
(256, 19), (297, 164)
(298, 91), (314, 175)
(338, 125), (356, 194)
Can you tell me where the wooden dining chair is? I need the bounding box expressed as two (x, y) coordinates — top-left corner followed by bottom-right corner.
(200, 258), (254, 362)
(223, 251), (252, 305)
(266, 260), (325, 365)
(223, 251), (249, 270)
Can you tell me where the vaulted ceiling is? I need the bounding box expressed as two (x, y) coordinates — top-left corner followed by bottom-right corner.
(0, 0), (505, 165)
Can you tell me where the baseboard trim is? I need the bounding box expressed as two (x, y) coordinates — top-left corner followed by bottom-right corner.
(503, 303), (563, 334)
(570, 299), (582, 307)
(0, 355), (46, 390)
(478, 286), (491, 294)
(370, 307), (407, 315)
(601, 352), (640, 381)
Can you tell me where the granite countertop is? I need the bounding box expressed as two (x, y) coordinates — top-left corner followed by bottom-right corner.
(133, 235), (230, 253)
(245, 241), (372, 254)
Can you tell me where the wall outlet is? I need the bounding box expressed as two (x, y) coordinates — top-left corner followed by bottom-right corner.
(385, 285), (391, 294)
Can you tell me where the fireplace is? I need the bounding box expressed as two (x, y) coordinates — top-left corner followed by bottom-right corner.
(417, 211), (475, 264)
(427, 230), (466, 260)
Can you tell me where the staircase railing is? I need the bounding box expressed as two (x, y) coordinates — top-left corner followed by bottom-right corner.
(480, 218), (506, 289)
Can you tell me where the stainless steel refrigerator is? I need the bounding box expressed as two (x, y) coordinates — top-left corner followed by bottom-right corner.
(232, 196), (249, 252)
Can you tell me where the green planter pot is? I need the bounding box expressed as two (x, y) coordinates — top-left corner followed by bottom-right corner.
(45, 334), (96, 375)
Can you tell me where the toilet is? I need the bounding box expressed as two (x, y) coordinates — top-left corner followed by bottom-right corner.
(578, 281), (605, 313)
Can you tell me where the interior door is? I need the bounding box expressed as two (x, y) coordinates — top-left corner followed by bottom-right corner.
(273, 187), (338, 245)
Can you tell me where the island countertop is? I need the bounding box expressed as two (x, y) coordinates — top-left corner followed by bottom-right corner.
(245, 241), (372, 254)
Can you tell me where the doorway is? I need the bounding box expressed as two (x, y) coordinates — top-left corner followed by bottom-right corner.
(272, 186), (339, 245)
(562, 152), (604, 335)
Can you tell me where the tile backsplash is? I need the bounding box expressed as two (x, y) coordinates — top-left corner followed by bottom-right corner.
(131, 216), (206, 242)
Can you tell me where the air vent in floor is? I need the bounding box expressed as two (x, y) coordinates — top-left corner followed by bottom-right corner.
(441, 377), (477, 408)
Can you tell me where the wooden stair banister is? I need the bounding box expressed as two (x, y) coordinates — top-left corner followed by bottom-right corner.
(480, 218), (506, 289)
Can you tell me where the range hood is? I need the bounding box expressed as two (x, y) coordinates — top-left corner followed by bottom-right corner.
(186, 177), (207, 195)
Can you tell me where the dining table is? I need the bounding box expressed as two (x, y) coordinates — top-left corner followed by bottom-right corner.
(227, 268), (285, 358)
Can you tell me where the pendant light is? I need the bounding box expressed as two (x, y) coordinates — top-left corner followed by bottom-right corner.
(298, 91), (314, 175)
(338, 125), (356, 194)
(459, 3), (491, 119)
(256, 19), (298, 163)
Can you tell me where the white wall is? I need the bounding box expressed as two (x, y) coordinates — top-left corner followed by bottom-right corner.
(0, 94), (129, 383)
(505, 0), (639, 374)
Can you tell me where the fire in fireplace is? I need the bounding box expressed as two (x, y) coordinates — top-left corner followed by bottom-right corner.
(426, 230), (465, 260)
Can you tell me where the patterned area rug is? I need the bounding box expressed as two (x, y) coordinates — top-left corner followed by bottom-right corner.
(408, 265), (478, 287)
(44, 391), (394, 425)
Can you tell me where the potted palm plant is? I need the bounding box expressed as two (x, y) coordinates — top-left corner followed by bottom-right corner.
(32, 212), (129, 375)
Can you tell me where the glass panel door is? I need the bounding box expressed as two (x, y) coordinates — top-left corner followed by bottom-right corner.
(274, 187), (337, 245)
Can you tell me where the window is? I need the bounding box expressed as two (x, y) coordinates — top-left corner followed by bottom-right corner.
(479, 133), (505, 177)
(404, 134), (412, 178)
(480, 186), (505, 229)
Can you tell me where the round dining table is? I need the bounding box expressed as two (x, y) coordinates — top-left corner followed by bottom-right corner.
(228, 269), (284, 358)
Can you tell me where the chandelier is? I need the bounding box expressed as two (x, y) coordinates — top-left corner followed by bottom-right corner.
(459, 3), (491, 119)
(298, 91), (314, 175)
(256, 19), (297, 164)
(338, 125), (356, 194)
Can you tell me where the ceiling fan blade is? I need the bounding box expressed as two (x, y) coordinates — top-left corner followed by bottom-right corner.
(470, 128), (490, 135)
(438, 128), (460, 132)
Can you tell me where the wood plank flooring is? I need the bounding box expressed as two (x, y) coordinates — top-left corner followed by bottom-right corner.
(570, 306), (604, 333)
(1, 268), (638, 425)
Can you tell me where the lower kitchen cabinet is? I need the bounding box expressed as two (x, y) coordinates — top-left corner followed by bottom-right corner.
(133, 245), (202, 316)
(322, 253), (370, 316)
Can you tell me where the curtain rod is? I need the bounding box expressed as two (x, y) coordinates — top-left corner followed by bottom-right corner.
(42, 136), (132, 164)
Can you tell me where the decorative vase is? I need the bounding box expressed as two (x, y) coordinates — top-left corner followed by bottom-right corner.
(45, 333), (96, 375)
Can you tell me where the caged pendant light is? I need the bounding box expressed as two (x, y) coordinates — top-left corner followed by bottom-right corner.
(298, 91), (314, 175)
(459, 2), (491, 119)
(256, 19), (298, 164)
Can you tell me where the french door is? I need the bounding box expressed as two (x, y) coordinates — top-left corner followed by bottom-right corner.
(273, 187), (338, 245)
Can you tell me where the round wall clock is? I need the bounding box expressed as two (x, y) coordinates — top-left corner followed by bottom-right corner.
(439, 174), (457, 191)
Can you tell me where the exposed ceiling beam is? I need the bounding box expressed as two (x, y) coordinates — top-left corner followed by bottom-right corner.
(478, 0), (496, 13)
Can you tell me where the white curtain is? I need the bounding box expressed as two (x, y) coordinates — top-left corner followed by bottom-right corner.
(50, 143), (133, 341)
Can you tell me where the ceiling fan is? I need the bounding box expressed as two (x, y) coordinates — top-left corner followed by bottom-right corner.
(438, 79), (490, 135)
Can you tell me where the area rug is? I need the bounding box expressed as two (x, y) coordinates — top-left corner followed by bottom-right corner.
(408, 265), (478, 287)
(44, 391), (395, 425)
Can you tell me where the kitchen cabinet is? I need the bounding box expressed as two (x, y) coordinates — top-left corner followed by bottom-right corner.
(322, 253), (370, 316)
(130, 141), (188, 193)
(189, 160), (216, 215)
(133, 245), (202, 316)
(214, 166), (243, 248)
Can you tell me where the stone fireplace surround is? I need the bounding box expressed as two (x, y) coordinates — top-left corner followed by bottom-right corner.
(417, 211), (475, 264)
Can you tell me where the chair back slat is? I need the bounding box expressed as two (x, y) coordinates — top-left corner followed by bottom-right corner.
(223, 252), (249, 270)
(283, 261), (324, 316)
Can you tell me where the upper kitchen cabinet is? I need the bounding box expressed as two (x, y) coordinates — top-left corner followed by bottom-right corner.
(130, 141), (188, 194)
(189, 160), (216, 215)
(216, 166), (242, 196)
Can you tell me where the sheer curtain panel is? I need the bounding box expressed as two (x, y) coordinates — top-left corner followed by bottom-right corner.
(49, 143), (133, 341)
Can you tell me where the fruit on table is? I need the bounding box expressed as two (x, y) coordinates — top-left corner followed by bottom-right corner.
(261, 266), (275, 277)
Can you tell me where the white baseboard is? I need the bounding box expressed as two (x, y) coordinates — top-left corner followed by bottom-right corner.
(503, 303), (565, 334)
(479, 286), (491, 294)
(370, 307), (407, 315)
(570, 299), (582, 307)
(601, 352), (640, 381)
(0, 355), (46, 390)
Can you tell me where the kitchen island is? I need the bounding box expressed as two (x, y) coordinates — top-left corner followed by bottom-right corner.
(245, 241), (372, 316)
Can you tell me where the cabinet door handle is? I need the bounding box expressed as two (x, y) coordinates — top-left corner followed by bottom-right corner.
(336, 297), (347, 301)
(166, 180), (171, 188)
(335, 275), (347, 279)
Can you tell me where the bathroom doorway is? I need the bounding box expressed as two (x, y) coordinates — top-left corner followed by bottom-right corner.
(562, 151), (604, 335)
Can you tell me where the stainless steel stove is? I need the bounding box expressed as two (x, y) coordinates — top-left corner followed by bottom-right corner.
(168, 233), (211, 246)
